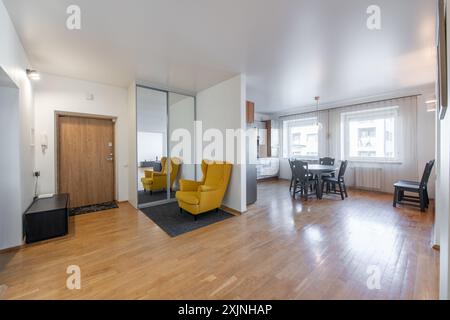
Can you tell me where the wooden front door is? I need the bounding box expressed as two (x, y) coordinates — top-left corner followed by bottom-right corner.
(58, 116), (115, 208)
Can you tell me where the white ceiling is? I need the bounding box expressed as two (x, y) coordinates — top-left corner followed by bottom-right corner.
(3, 0), (437, 113)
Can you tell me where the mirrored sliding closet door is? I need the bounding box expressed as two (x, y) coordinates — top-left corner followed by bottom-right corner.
(137, 87), (196, 207)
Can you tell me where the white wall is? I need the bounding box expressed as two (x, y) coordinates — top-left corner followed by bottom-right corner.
(0, 85), (21, 250)
(0, 2), (35, 250)
(33, 74), (129, 202)
(437, 3), (450, 301)
(128, 82), (138, 208)
(196, 75), (247, 212)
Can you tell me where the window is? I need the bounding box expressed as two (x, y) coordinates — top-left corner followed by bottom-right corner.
(283, 117), (319, 158)
(271, 127), (280, 157)
(341, 106), (398, 161)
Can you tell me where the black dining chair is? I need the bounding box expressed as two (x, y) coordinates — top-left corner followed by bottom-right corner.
(321, 160), (349, 200)
(393, 160), (435, 212)
(288, 158), (295, 192)
(292, 160), (319, 201)
(319, 157), (335, 166)
(319, 157), (336, 191)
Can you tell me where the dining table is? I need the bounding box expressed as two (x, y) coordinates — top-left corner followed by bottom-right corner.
(307, 164), (338, 199)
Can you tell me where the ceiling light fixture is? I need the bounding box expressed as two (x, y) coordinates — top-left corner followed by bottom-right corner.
(314, 96), (323, 130)
(26, 69), (40, 81)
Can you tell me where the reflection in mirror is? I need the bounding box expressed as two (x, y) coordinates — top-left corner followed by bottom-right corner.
(137, 87), (169, 205)
(168, 93), (196, 198)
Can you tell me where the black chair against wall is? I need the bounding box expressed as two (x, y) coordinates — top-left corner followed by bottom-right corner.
(292, 160), (319, 201)
(321, 160), (349, 200)
(393, 160), (435, 212)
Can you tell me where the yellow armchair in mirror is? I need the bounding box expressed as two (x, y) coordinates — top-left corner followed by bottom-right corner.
(141, 157), (181, 194)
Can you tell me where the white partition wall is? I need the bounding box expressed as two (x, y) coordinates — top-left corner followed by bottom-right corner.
(0, 80), (21, 250)
(128, 82), (138, 208)
(196, 74), (247, 213)
(437, 1), (450, 301)
(0, 1), (35, 250)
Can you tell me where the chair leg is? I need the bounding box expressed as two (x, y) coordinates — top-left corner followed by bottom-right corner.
(338, 183), (344, 200)
(290, 178), (294, 192)
(419, 190), (426, 212)
(321, 181), (325, 199)
(393, 188), (398, 207)
(425, 189), (430, 207)
(180, 208), (182, 214)
(343, 181), (348, 198)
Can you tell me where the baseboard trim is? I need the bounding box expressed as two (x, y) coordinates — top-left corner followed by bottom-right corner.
(0, 244), (24, 254)
(221, 205), (245, 216)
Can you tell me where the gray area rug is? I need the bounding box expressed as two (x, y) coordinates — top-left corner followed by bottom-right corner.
(141, 202), (234, 237)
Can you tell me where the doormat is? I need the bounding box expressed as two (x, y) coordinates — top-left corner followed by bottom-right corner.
(70, 201), (119, 216)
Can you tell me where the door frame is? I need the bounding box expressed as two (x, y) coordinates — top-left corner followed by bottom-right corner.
(55, 111), (118, 203)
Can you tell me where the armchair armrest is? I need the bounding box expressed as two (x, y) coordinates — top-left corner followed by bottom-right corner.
(179, 180), (202, 191)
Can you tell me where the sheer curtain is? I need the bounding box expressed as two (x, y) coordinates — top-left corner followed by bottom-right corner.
(328, 96), (418, 192)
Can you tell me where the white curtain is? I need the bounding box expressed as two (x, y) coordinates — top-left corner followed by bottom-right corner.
(328, 96), (418, 192)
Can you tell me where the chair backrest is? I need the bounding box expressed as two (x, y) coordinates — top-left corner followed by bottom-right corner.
(204, 162), (233, 199)
(160, 157), (167, 174)
(292, 160), (309, 183)
(288, 158), (294, 170)
(420, 160), (435, 188)
(337, 160), (348, 179)
(169, 157), (182, 186)
(320, 157), (335, 166)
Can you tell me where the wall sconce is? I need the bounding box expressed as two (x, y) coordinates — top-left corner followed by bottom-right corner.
(26, 69), (40, 81)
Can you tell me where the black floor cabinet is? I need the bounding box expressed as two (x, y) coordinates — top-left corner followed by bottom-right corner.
(24, 194), (69, 244)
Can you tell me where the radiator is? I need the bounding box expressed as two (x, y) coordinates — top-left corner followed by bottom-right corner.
(353, 167), (383, 191)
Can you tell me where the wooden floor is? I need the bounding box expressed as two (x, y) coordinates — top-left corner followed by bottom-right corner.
(0, 180), (439, 300)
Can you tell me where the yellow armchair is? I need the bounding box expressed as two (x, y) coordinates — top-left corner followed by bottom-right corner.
(176, 160), (232, 218)
(141, 157), (181, 193)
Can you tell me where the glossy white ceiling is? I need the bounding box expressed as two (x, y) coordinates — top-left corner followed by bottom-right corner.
(3, 0), (437, 113)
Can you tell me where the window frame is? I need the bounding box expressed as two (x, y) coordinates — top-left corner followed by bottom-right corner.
(283, 117), (319, 159)
(341, 106), (400, 163)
